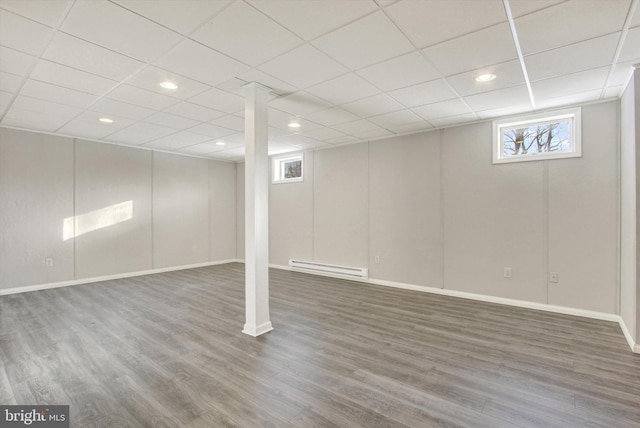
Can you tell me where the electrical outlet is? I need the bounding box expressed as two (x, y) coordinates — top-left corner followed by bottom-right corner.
(504, 267), (512, 278)
(45, 258), (54, 267)
(374, 255), (381, 264)
(549, 272), (558, 283)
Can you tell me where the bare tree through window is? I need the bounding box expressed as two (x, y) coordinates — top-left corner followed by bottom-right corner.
(502, 121), (570, 157)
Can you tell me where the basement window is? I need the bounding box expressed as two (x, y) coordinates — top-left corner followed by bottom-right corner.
(273, 153), (303, 183)
(492, 107), (581, 164)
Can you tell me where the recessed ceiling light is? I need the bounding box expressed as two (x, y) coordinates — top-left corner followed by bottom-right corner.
(98, 117), (114, 124)
(288, 121), (301, 128)
(216, 141), (226, 146)
(160, 81), (178, 90)
(475, 73), (497, 82)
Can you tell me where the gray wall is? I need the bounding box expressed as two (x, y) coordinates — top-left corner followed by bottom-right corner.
(259, 101), (620, 314)
(0, 127), (237, 290)
(621, 70), (637, 342)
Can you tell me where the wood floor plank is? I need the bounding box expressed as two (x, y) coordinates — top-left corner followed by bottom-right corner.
(1, 262), (639, 427)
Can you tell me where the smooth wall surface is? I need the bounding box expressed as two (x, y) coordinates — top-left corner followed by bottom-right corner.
(260, 101), (620, 315)
(209, 160), (237, 262)
(269, 151), (314, 266)
(442, 122), (547, 303)
(153, 152), (209, 269)
(369, 132), (442, 287)
(314, 144), (369, 268)
(547, 102), (618, 313)
(75, 140), (153, 279)
(0, 128), (74, 288)
(0, 127), (237, 290)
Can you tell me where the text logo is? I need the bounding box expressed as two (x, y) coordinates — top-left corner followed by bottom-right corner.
(1, 406), (69, 428)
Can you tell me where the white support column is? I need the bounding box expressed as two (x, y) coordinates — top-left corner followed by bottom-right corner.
(243, 82), (273, 337)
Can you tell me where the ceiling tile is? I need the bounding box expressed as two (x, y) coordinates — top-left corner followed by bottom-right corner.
(0, 90), (12, 115)
(535, 89), (602, 110)
(385, 122), (433, 134)
(143, 130), (210, 150)
(300, 126), (347, 141)
(312, 11), (414, 69)
(341, 93), (404, 118)
(107, 84), (180, 110)
(289, 140), (333, 150)
(269, 91), (332, 116)
(446, 60), (525, 96)
(145, 112), (200, 130)
(0, 46), (35, 75)
(386, 0), (506, 48)
(30, 59), (118, 95)
(155, 39), (250, 86)
(531, 66), (610, 101)
(43, 32), (145, 81)
(179, 140), (235, 155)
(217, 132), (245, 144)
(508, 0), (565, 18)
(0, 9), (53, 55)
(112, 0), (228, 35)
(464, 85), (531, 111)
(515, 0), (630, 55)
(356, 51), (441, 92)
(367, 109), (423, 128)
(305, 73), (379, 105)
(475, 104), (533, 120)
(603, 85), (624, 99)
(0, 71), (22, 93)
(267, 141), (298, 155)
(0, 0), (70, 26)
(608, 60), (637, 87)
(211, 114), (244, 132)
(59, 115), (133, 140)
(333, 118), (384, 137)
(11, 94), (82, 118)
(2, 106), (71, 131)
(236, 69), (298, 96)
(619, 26), (640, 63)
(107, 121), (176, 145)
(189, 87), (244, 113)
(272, 133), (319, 147)
(325, 135), (359, 144)
(20, 79), (97, 108)
(125, 66), (211, 99)
(412, 98), (472, 120)
(191, 1), (302, 66)
(164, 101), (227, 122)
(423, 22), (517, 76)
(61, 0), (182, 62)
(304, 107), (361, 126)
(525, 33), (619, 81)
(268, 107), (302, 129)
(189, 123), (236, 139)
(90, 98), (155, 121)
(429, 113), (478, 128)
(632, 7), (640, 28)
(357, 128), (395, 139)
(388, 79), (457, 107)
(248, 0), (377, 41)
(258, 44), (347, 89)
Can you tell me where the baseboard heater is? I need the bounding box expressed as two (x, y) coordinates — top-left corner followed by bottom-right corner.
(288, 259), (368, 280)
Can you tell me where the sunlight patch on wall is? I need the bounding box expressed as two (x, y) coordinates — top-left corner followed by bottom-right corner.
(63, 201), (133, 241)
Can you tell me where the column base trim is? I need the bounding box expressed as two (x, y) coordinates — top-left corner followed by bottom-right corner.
(243, 321), (274, 337)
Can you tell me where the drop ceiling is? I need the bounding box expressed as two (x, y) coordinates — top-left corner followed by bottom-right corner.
(0, 0), (638, 162)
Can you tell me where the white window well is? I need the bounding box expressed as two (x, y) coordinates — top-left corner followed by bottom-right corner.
(273, 153), (303, 183)
(492, 107), (581, 164)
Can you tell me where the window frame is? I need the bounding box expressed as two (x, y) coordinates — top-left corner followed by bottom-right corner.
(492, 107), (582, 164)
(272, 153), (304, 184)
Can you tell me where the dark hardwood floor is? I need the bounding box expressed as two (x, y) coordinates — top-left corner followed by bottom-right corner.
(1, 262), (639, 427)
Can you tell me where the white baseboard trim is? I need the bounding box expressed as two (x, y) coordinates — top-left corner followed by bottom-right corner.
(242, 321), (274, 337)
(269, 262), (624, 324)
(0, 259), (239, 296)
(618, 317), (639, 353)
